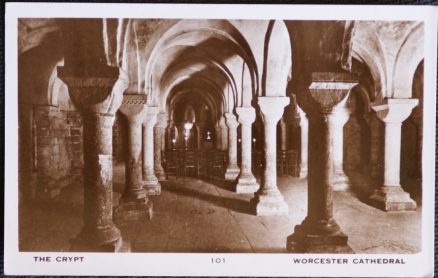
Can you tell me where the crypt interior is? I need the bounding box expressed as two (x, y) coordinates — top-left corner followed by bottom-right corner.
(18, 19), (424, 253)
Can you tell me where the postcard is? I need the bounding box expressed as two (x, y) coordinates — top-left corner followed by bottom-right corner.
(4, 2), (437, 277)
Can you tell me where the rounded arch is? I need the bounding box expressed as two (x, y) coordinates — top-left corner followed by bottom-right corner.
(142, 19), (259, 108)
(392, 22), (424, 98)
(352, 40), (386, 102)
(262, 20), (292, 97)
(167, 89), (222, 124)
(161, 76), (228, 114)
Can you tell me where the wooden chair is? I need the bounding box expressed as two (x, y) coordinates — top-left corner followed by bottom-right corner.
(277, 150), (288, 176)
(165, 150), (180, 179)
(196, 150), (208, 178)
(183, 150), (198, 177)
(287, 150), (299, 177)
(208, 150), (226, 179)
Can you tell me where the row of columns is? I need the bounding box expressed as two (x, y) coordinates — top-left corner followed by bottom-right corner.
(58, 65), (418, 253)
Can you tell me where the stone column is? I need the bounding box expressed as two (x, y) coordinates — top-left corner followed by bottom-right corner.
(195, 122), (206, 150)
(287, 73), (357, 253)
(363, 114), (384, 182)
(142, 106), (161, 195)
(369, 98), (418, 211)
(251, 97), (290, 216)
(215, 124), (222, 150)
(235, 107), (259, 193)
(224, 113), (240, 180)
(154, 112), (167, 181)
(297, 107), (308, 178)
(114, 94), (152, 222)
(279, 118), (288, 151)
(167, 120), (176, 150)
(58, 66), (125, 252)
(331, 107), (351, 191)
(219, 116), (228, 151)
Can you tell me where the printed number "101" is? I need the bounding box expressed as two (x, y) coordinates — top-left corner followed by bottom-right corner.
(211, 258), (225, 263)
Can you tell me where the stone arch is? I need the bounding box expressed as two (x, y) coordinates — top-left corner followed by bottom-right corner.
(261, 20), (292, 97)
(352, 38), (386, 102)
(392, 22), (424, 98)
(142, 19), (259, 108)
(400, 60), (423, 200)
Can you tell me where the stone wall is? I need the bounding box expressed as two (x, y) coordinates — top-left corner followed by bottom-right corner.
(32, 106), (83, 199)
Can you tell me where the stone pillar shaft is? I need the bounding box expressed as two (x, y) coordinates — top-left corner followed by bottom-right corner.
(143, 106), (161, 195)
(215, 125), (222, 150)
(235, 107), (259, 193)
(384, 122), (402, 185)
(331, 107), (351, 191)
(125, 114), (146, 199)
(82, 112), (117, 229)
(154, 112), (167, 181)
(263, 119), (278, 192)
(287, 72), (357, 253)
(280, 119), (288, 151)
(298, 108), (308, 178)
(307, 114), (334, 222)
(369, 98), (418, 211)
(58, 66), (126, 252)
(251, 97), (290, 216)
(225, 113), (240, 180)
(114, 94), (153, 222)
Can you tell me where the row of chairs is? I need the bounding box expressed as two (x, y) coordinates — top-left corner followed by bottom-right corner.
(163, 149), (227, 179)
(163, 149), (299, 179)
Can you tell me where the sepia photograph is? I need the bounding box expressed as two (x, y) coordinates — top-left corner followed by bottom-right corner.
(4, 3), (436, 277)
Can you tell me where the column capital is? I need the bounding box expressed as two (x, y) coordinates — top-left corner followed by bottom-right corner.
(218, 116), (227, 128)
(330, 106), (351, 126)
(119, 94), (147, 123)
(155, 112), (168, 129)
(225, 112), (239, 129)
(258, 97), (290, 123)
(296, 72), (357, 116)
(372, 98), (418, 123)
(143, 106), (160, 127)
(236, 106), (256, 125)
(58, 67), (128, 115)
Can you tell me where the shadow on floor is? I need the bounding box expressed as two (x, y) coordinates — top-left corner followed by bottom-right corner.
(161, 181), (252, 215)
(347, 171), (423, 208)
(167, 175), (236, 192)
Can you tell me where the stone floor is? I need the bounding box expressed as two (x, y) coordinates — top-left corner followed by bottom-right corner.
(19, 164), (422, 253)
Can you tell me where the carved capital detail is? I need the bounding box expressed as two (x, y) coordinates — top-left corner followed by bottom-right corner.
(119, 94), (147, 123)
(143, 106), (160, 127)
(296, 72), (357, 116)
(236, 107), (256, 125)
(58, 67), (128, 115)
(258, 97), (290, 124)
(372, 98), (418, 124)
(225, 112), (239, 129)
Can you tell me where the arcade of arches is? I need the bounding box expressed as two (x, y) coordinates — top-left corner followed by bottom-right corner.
(18, 19), (424, 253)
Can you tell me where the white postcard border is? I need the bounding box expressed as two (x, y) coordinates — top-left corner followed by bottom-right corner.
(4, 3), (437, 277)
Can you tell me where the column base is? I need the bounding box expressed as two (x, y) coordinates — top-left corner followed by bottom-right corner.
(298, 167), (307, 179)
(369, 186), (416, 211)
(235, 174), (259, 194)
(114, 197), (153, 222)
(70, 225), (123, 252)
(225, 167), (240, 181)
(332, 172), (351, 191)
(155, 168), (167, 181)
(143, 174), (161, 195)
(250, 191), (289, 216)
(287, 224), (354, 253)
